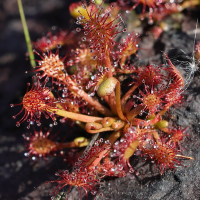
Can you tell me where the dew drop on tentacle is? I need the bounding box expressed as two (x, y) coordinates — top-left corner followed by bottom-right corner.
(84, 31), (88, 35)
(118, 13), (122, 17)
(45, 115), (49, 119)
(111, 41), (115, 46)
(82, 4), (86, 9)
(92, 56), (97, 60)
(24, 152), (29, 157)
(76, 27), (81, 32)
(32, 156), (36, 160)
(56, 44), (61, 48)
(82, 37), (86, 41)
(91, 190), (97, 195)
(148, 19), (154, 25)
(99, 138), (103, 142)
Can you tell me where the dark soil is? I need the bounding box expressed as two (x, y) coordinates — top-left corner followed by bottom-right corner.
(0, 1), (200, 200)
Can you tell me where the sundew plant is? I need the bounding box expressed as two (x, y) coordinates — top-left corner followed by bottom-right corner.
(11, 0), (200, 199)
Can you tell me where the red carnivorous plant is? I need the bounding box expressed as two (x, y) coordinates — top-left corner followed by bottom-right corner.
(11, 0), (196, 199)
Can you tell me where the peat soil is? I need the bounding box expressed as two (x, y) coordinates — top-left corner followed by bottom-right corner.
(0, 1), (200, 200)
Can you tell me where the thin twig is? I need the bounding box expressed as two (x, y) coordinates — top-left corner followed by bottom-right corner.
(18, 0), (36, 68)
(83, 133), (100, 153)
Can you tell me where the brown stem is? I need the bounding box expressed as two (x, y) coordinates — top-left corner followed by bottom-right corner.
(108, 92), (118, 116)
(107, 131), (121, 145)
(121, 85), (139, 112)
(181, 0), (200, 10)
(126, 105), (145, 122)
(87, 127), (114, 134)
(85, 122), (114, 134)
(120, 56), (126, 66)
(97, 77), (125, 120)
(175, 155), (193, 159)
(56, 137), (89, 149)
(49, 108), (103, 123)
(115, 81), (125, 120)
(132, 114), (161, 126)
(152, 131), (161, 144)
(124, 140), (139, 160)
(105, 48), (113, 78)
(159, 127), (171, 134)
(105, 51), (117, 114)
(59, 73), (113, 117)
(103, 95), (109, 104)
(159, 109), (168, 116)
